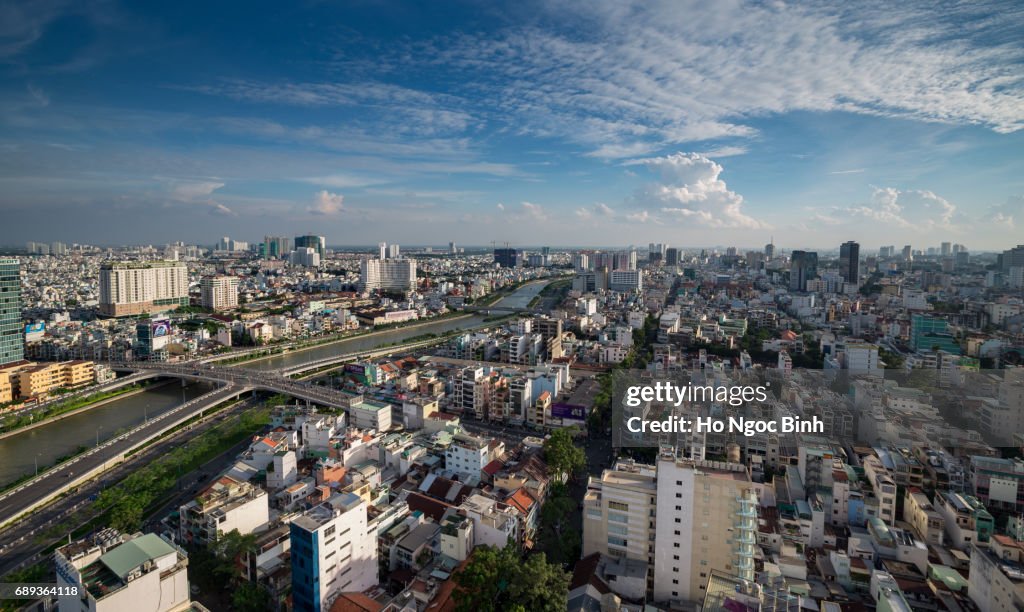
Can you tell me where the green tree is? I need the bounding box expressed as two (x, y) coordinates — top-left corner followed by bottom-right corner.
(543, 428), (585, 480)
(454, 545), (569, 612)
(232, 582), (272, 612)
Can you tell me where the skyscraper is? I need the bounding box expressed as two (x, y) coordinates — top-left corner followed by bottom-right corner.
(764, 240), (775, 261)
(200, 275), (240, 311)
(294, 235), (326, 261)
(378, 241), (387, 260)
(789, 250), (818, 292)
(264, 235), (291, 259)
(493, 248), (521, 268)
(839, 241), (860, 285)
(665, 247), (679, 267)
(0, 258), (23, 367)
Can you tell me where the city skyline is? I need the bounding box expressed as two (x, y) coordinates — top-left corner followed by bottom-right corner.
(2, 1), (1023, 247)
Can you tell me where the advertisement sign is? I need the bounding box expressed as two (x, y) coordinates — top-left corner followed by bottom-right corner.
(344, 363), (366, 376)
(550, 402), (587, 422)
(25, 322), (45, 333)
(151, 321), (171, 337)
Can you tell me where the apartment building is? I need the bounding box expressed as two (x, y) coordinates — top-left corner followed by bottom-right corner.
(178, 476), (269, 546)
(652, 455), (759, 606)
(99, 261), (188, 317)
(582, 459), (656, 595)
(938, 491), (994, 550)
(55, 531), (194, 612)
(16, 360), (96, 398)
(969, 535), (1024, 612)
(445, 433), (489, 481)
(902, 488), (945, 546)
(200, 275), (239, 311)
(290, 492), (378, 612)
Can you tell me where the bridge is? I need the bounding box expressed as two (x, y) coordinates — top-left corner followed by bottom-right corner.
(108, 362), (356, 409)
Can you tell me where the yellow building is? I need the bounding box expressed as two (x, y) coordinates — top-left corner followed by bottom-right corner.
(0, 373), (12, 404)
(15, 360), (96, 399)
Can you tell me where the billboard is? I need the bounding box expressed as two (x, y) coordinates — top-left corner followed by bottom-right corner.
(151, 321), (171, 337)
(344, 363), (366, 376)
(25, 323), (45, 334)
(550, 402), (587, 422)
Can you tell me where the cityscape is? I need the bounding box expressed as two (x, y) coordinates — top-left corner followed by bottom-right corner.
(2, 1), (1024, 612)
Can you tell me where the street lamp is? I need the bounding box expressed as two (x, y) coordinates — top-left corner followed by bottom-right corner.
(34, 453), (42, 476)
(95, 426), (103, 447)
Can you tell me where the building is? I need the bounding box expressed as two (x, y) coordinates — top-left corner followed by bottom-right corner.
(16, 360), (96, 399)
(582, 459), (656, 595)
(999, 245), (1024, 272)
(446, 432), (490, 481)
(969, 535), (1024, 612)
(653, 455), (758, 606)
(609, 270), (643, 292)
(98, 261), (188, 317)
(178, 476), (269, 547)
(294, 234), (326, 261)
(910, 314), (961, 354)
(55, 531), (194, 612)
(264, 235), (292, 259)
(839, 241), (860, 285)
(348, 399), (393, 431)
(290, 492), (378, 612)
(665, 248), (679, 267)
(494, 248), (521, 268)
(359, 258), (417, 293)
(0, 258), (22, 366)
(200, 275), (239, 311)
(290, 247), (321, 268)
(789, 251), (818, 292)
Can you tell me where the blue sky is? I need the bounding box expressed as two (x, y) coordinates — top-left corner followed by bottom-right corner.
(1, 0), (1023, 249)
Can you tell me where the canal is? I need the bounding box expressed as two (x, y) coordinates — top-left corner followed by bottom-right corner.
(0, 382), (212, 487)
(0, 280), (551, 487)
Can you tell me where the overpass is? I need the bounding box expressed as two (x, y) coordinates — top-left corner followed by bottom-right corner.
(108, 362), (355, 409)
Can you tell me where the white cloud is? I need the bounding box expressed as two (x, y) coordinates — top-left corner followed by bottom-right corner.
(829, 168), (866, 175)
(984, 195), (1024, 228)
(630, 152), (765, 229)
(847, 187), (957, 230)
(164, 179), (236, 216)
(496, 202), (505, 211)
(421, 0), (1024, 157)
(626, 211), (650, 223)
(595, 203), (614, 216)
(309, 190), (344, 215)
(27, 84), (50, 107)
(300, 174), (380, 189)
(520, 201), (547, 220)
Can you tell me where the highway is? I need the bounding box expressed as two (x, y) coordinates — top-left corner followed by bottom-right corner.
(0, 384), (243, 532)
(0, 397), (259, 577)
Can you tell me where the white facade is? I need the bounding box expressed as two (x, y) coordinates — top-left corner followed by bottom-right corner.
(200, 275), (239, 311)
(291, 492), (378, 611)
(359, 258), (417, 292)
(98, 261), (188, 316)
(609, 269), (642, 292)
(349, 399), (393, 432)
(445, 433), (489, 480)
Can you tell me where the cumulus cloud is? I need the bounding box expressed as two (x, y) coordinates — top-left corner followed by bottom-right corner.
(847, 187), (957, 230)
(519, 201), (547, 220)
(166, 179), (235, 216)
(309, 190), (344, 215)
(984, 195), (1024, 228)
(575, 202), (615, 220)
(496, 202), (505, 211)
(629, 152), (765, 229)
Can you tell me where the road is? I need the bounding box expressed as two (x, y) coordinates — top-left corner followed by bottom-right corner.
(0, 397), (258, 578)
(0, 384), (243, 532)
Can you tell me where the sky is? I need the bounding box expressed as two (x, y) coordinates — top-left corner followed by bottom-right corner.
(1, 0), (1023, 250)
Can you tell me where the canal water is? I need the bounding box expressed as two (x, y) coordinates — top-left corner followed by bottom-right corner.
(0, 281), (549, 486)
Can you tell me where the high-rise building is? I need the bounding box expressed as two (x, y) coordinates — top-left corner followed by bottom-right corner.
(295, 235), (326, 261)
(582, 459), (657, 573)
(609, 270), (643, 292)
(493, 248), (521, 268)
(449, 241), (457, 255)
(264, 235), (291, 259)
(665, 248), (679, 267)
(653, 456), (758, 606)
(291, 492), (378, 612)
(839, 241), (860, 285)
(764, 240), (775, 261)
(290, 247), (321, 268)
(572, 253), (589, 272)
(941, 241), (952, 257)
(359, 258), (417, 292)
(902, 245), (913, 262)
(200, 275), (239, 311)
(789, 250), (818, 292)
(0, 258), (23, 367)
(388, 244), (400, 259)
(98, 261), (188, 317)
(999, 245), (1024, 272)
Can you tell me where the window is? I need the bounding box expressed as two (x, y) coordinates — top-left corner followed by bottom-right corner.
(673, 555), (679, 560)
(608, 501), (629, 512)
(675, 505), (681, 511)
(607, 536), (628, 547)
(674, 530), (680, 536)
(586, 509), (602, 520)
(608, 512), (628, 523)
(674, 518), (681, 524)
(608, 524), (628, 536)
(324, 525), (336, 537)
(675, 493), (682, 498)
(676, 480), (682, 486)
(672, 579), (679, 584)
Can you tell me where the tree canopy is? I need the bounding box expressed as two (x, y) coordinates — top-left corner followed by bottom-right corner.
(543, 428), (585, 480)
(454, 545), (569, 612)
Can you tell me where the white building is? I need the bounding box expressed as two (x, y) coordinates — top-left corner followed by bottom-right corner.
(360, 258), (416, 292)
(99, 261), (188, 317)
(178, 477), (269, 546)
(653, 456), (759, 606)
(56, 531), (193, 612)
(290, 247), (321, 268)
(348, 399), (393, 432)
(969, 536), (1024, 612)
(200, 275), (239, 311)
(609, 269), (643, 292)
(445, 433), (489, 481)
(290, 492), (378, 612)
